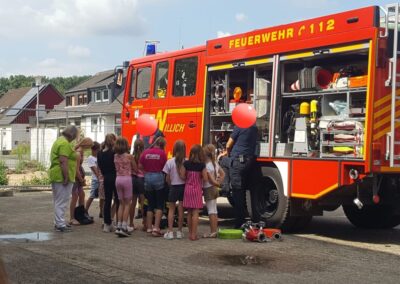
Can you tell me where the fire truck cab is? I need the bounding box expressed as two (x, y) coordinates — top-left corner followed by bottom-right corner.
(121, 4), (400, 231)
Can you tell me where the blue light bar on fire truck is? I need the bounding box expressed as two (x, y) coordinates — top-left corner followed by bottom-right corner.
(145, 40), (160, 56)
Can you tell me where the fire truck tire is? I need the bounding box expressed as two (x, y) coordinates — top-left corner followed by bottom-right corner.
(247, 167), (299, 231)
(246, 167), (312, 232)
(343, 204), (400, 229)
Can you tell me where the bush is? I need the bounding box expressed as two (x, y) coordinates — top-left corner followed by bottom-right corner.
(11, 143), (30, 158)
(21, 173), (51, 186)
(0, 161), (8, 185)
(15, 160), (26, 174)
(25, 160), (46, 171)
(14, 160), (46, 174)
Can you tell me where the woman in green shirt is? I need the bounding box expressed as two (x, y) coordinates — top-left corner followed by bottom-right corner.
(49, 125), (78, 232)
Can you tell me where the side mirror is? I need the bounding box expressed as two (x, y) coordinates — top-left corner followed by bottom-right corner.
(115, 68), (124, 89)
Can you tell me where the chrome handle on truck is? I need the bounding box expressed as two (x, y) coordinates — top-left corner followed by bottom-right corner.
(386, 132), (391, 160)
(379, 6), (388, 38)
(385, 58), (393, 87)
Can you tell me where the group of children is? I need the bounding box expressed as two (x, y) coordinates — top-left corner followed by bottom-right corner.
(81, 133), (225, 241)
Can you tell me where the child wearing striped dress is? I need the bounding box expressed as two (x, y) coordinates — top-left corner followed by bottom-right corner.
(181, 144), (208, 241)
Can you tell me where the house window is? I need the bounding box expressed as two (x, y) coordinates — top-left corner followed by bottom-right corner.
(91, 118), (98, 132)
(78, 94), (84, 105)
(91, 118), (102, 132)
(173, 57), (198, 97)
(96, 91), (102, 102)
(71, 96), (76, 106)
(75, 93), (88, 105)
(66, 96), (72, 106)
(103, 90), (109, 101)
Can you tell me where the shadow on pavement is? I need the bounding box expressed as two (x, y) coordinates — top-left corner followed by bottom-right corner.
(298, 209), (400, 245)
(216, 200), (400, 245)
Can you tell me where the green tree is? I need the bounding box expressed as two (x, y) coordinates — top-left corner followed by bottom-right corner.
(0, 75), (92, 98)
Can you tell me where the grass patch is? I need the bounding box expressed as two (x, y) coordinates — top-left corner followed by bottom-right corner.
(0, 160), (8, 185)
(21, 173), (51, 186)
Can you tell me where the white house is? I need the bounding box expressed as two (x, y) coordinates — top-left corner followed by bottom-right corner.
(42, 70), (125, 143)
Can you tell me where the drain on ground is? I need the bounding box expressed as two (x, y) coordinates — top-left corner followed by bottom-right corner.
(217, 254), (269, 266)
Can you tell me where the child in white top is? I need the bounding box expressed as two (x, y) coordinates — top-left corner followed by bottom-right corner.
(162, 140), (186, 239)
(203, 144), (225, 238)
(85, 142), (103, 217)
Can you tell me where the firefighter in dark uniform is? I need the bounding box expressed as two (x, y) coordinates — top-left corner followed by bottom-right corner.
(220, 124), (257, 228)
(136, 129), (165, 150)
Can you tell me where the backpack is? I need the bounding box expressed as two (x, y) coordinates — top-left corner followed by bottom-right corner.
(74, 205), (94, 225)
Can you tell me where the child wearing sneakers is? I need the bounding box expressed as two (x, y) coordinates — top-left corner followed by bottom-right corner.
(129, 139), (145, 230)
(114, 137), (135, 237)
(163, 140), (186, 240)
(203, 144), (225, 238)
(85, 142), (103, 218)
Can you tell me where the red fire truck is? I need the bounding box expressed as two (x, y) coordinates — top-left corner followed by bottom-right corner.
(119, 4), (400, 231)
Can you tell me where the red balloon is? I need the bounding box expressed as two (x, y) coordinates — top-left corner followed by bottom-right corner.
(136, 114), (158, 136)
(232, 103), (256, 128)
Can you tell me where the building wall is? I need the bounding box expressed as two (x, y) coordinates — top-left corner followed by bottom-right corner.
(81, 115), (118, 143)
(30, 127), (58, 166)
(104, 116), (117, 136)
(0, 126), (12, 152)
(11, 124), (30, 148)
(14, 85), (63, 124)
(0, 124), (30, 152)
(83, 116), (104, 143)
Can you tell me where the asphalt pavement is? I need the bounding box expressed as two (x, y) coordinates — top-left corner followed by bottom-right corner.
(0, 192), (400, 283)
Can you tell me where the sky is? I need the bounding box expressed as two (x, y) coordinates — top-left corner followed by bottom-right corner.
(0, 0), (391, 78)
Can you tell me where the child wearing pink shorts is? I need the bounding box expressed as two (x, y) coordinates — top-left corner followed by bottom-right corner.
(114, 137), (135, 237)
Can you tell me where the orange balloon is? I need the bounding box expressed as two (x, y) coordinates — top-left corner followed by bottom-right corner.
(233, 87), (242, 101)
(232, 103), (256, 128)
(137, 114), (158, 136)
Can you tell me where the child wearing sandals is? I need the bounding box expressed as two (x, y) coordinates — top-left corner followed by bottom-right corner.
(114, 137), (135, 237)
(180, 144), (208, 241)
(129, 139), (145, 231)
(163, 140), (186, 240)
(203, 144), (225, 238)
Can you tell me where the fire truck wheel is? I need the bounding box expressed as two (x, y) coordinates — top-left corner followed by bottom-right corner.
(246, 167), (290, 229)
(343, 204), (400, 229)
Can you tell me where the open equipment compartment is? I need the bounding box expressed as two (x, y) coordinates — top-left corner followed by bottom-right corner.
(275, 43), (369, 159)
(206, 63), (273, 154)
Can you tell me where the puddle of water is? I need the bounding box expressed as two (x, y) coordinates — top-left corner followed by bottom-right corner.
(0, 232), (53, 243)
(217, 254), (269, 266)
